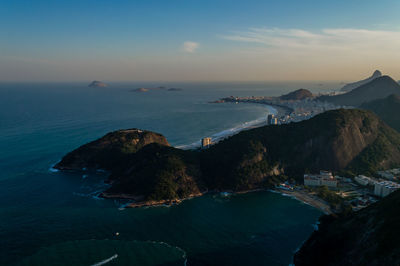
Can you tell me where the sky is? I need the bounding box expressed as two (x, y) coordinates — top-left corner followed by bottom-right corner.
(1, 0), (400, 82)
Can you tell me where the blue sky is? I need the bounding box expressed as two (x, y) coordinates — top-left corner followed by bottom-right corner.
(1, 0), (400, 81)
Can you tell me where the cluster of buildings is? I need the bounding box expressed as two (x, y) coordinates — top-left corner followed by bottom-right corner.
(354, 175), (374, 186)
(377, 169), (400, 181)
(267, 114), (278, 125)
(304, 171), (338, 188)
(374, 181), (400, 197)
(353, 174), (400, 198)
(221, 96), (347, 126)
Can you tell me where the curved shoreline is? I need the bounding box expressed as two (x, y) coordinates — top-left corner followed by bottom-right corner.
(176, 103), (284, 150)
(271, 188), (333, 215)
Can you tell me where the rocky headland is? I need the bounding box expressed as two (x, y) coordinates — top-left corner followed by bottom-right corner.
(55, 109), (400, 207)
(55, 129), (169, 171)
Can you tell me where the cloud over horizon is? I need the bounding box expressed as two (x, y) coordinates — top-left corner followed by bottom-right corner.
(182, 41), (199, 53)
(221, 27), (400, 55)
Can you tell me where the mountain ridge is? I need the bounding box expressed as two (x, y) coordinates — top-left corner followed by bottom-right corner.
(318, 76), (400, 107)
(340, 70), (382, 92)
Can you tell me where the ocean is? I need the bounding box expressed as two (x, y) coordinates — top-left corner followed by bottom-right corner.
(0, 81), (338, 265)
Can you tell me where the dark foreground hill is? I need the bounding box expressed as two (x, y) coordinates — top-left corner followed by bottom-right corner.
(361, 94), (400, 132)
(56, 109), (400, 204)
(318, 76), (400, 107)
(294, 189), (400, 266)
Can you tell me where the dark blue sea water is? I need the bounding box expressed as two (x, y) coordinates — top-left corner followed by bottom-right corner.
(0, 82), (336, 265)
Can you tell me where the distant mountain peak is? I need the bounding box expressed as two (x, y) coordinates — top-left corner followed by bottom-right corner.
(372, 70), (382, 77)
(340, 70), (382, 92)
(319, 75), (400, 107)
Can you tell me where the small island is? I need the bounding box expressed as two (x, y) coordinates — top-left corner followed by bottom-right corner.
(132, 87), (183, 92)
(88, 81), (107, 88)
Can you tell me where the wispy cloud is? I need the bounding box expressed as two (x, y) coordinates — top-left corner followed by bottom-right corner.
(182, 41), (199, 53)
(221, 27), (400, 55)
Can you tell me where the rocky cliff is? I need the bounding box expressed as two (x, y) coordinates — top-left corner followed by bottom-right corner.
(294, 189), (400, 266)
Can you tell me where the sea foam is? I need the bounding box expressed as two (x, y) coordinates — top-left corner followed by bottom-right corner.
(177, 106), (276, 150)
(91, 254), (118, 266)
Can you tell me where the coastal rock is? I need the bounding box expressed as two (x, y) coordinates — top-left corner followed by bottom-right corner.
(168, 88), (183, 91)
(88, 81), (107, 87)
(54, 129), (170, 171)
(340, 70), (382, 92)
(318, 76), (400, 107)
(279, 88), (313, 101)
(294, 189), (400, 266)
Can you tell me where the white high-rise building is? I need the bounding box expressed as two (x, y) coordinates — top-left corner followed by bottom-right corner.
(374, 181), (400, 197)
(201, 137), (212, 148)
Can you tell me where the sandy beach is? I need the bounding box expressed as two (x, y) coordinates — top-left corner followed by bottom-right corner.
(273, 188), (333, 215)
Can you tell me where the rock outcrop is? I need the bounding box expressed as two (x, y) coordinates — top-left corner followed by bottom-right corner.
(340, 70), (382, 92)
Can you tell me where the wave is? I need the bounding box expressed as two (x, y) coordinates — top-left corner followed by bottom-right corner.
(177, 106), (276, 150)
(91, 254), (118, 266)
(73, 186), (109, 200)
(48, 160), (61, 172)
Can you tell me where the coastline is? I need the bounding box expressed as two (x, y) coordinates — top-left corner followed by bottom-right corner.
(272, 188), (333, 215)
(177, 102), (288, 150)
(102, 187), (332, 215)
(101, 191), (206, 208)
(211, 97), (294, 117)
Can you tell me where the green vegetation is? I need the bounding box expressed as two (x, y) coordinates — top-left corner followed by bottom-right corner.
(313, 186), (343, 209)
(55, 129), (170, 171)
(107, 144), (204, 201)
